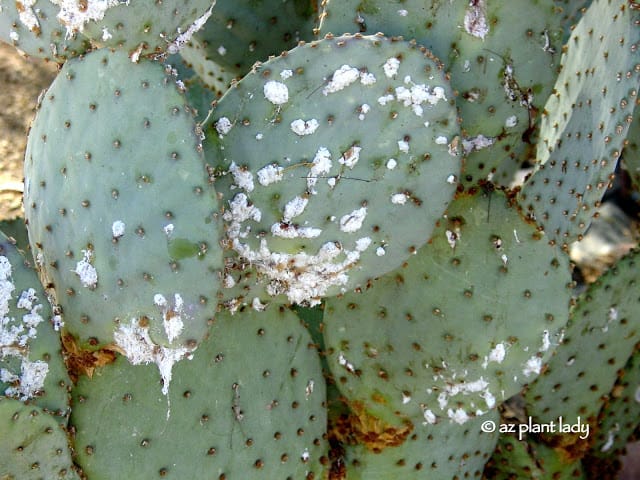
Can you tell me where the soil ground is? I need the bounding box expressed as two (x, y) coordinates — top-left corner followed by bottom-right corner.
(0, 42), (57, 220)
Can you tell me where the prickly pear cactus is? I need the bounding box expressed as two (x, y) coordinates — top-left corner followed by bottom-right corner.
(484, 425), (586, 480)
(323, 189), (571, 429)
(0, 0), (91, 62)
(0, 398), (79, 480)
(208, 33), (460, 307)
(336, 411), (500, 480)
(181, 0), (316, 76)
(525, 248), (640, 429)
(0, 231), (72, 416)
(585, 346), (640, 473)
(0, 0), (216, 61)
(316, 0), (565, 186)
(70, 306), (327, 479)
(0, 0), (638, 478)
(23, 48), (223, 361)
(519, 0), (640, 246)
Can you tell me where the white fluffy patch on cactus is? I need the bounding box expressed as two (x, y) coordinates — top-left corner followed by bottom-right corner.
(396, 78), (447, 116)
(154, 293), (186, 343)
(256, 163), (284, 186)
(358, 103), (370, 120)
(422, 408), (436, 425)
(229, 161), (255, 192)
(448, 408), (470, 425)
(15, 0), (39, 32)
(114, 317), (193, 397)
(73, 249), (98, 288)
(264, 80), (289, 105)
(339, 207), (367, 233)
(223, 193), (262, 239)
(166, 1), (215, 55)
(251, 297), (267, 311)
(338, 351), (356, 373)
(463, 0), (489, 40)
(283, 196), (309, 222)
(522, 356), (543, 377)
(306, 147), (332, 194)
(290, 119), (320, 136)
(0, 256), (49, 400)
(390, 193), (408, 205)
(445, 229), (459, 249)
(230, 238), (367, 306)
(433, 374), (497, 422)
(482, 343), (507, 369)
(462, 134), (496, 154)
(4, 359), (49, 400)
(383, 57), (401, 78)
(338, 145), (361, 169)
(215, 116), (233, 136)
(322, 65), (361, 95)
(50, 0), (120, 37)
(111, 220), (125, 238)
(505, 115), (518, 128)
(271, 223), (322, 239)
(355, 237), (372, 252)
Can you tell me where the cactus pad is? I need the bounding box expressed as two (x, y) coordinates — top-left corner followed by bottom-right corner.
(323, 189), (571, 427)
(525, 249), (640, 427)
(0, 0), (90, 62)
(337, 411), (499, 480)
(71, 305), (327, 479)
(519, 0), (640, 246)
(0, 231), (71, 416)
(23, 49), (222, 357)
(182, 0), (316, 75)
(0, 397), (79, 480)
(208, 33), (460, 307)
(316, 0), (565, 187)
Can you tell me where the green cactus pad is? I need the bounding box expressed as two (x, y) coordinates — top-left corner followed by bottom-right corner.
(0, 397), (79, 480)
(0, 0), (90, 62)
(484, 427), (586, 480)
(0, 231), (71, 416)
(70, 305), (327, 479)
(79, 0), (216, 59)
(323, 189), (571, 428)
(525, 249), (640, 427)
(316, 0), (565, 187)
(23, 49), (222, 354)
(181, 0), (316, 76)
(337, 411), (499, 480)
(589, 347), (640, 459)
(169, 47), (235, 109)
(207, 33), (460, 307)
(518, 0), (640, 246)
(0, 218), (31, 254)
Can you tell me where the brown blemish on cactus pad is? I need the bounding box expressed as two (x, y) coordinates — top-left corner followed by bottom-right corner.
(61, 333), (117, 382)
(330, 401), (413, 453)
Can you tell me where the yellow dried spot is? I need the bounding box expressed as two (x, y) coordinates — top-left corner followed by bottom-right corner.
(330, 401), (413, 452)
(61, 333), (117, 382)
(541, 421), (597, 463)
